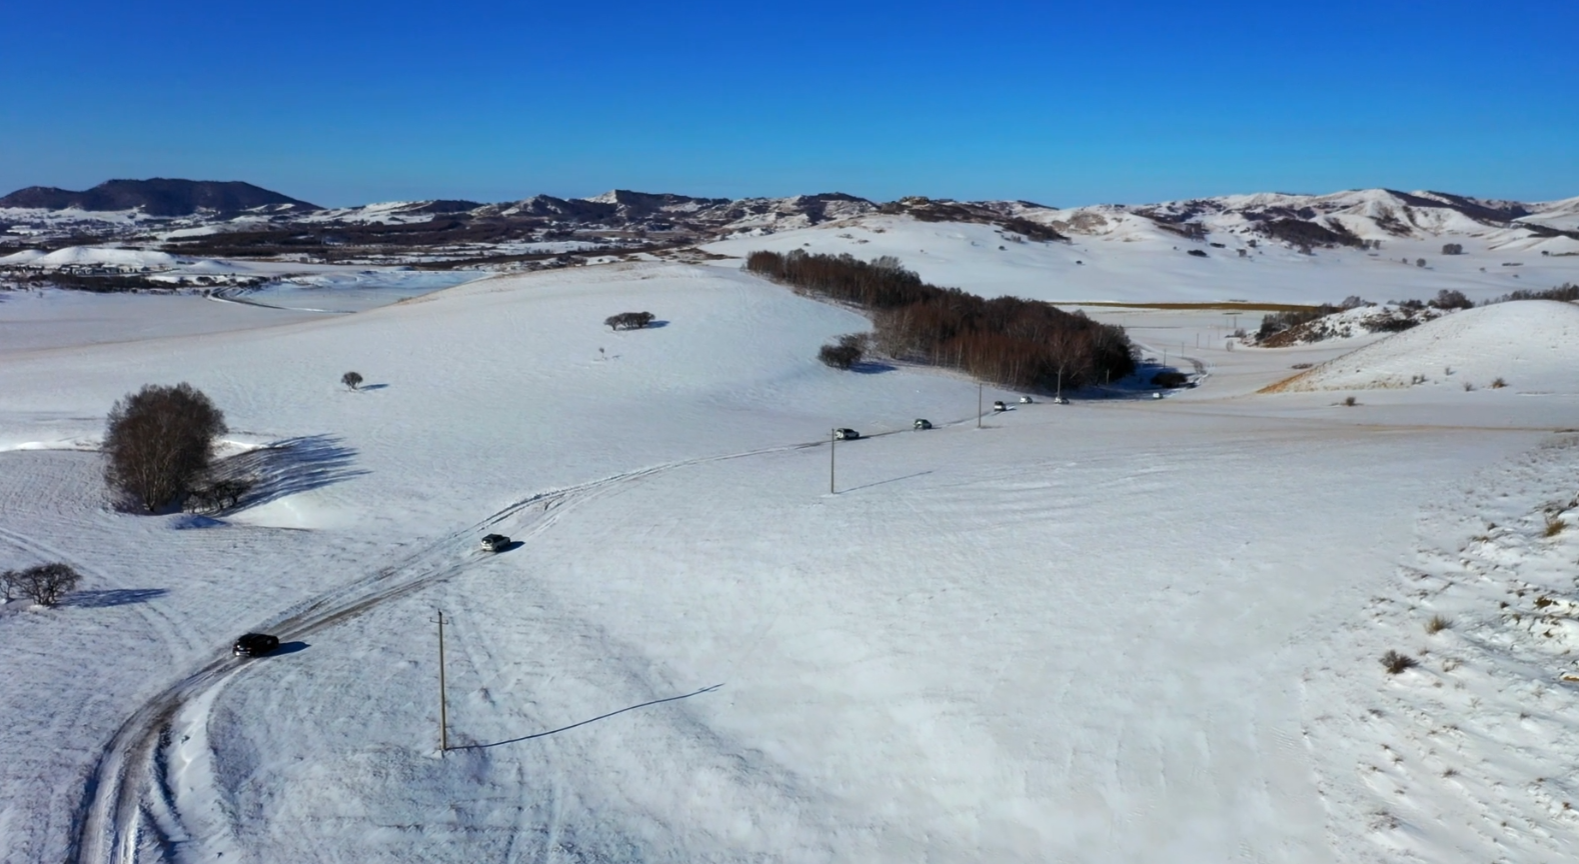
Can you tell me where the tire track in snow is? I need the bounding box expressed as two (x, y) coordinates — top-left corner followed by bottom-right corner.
(66, 435), (833, 864)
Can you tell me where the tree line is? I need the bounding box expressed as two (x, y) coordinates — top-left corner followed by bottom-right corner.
(746, 250), (1134, 390)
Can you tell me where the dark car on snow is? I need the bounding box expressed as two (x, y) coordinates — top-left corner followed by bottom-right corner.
(834, 428), (861, 440)
(233, 633), (280, 658)
(481, 533), (512, 552)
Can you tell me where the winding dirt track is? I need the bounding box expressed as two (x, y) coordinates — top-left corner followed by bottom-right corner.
(65, 440), (830, 864)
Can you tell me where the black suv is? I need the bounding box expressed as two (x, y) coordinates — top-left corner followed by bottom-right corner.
(834, 428), (861, 440)
(233, 633), (280, 658)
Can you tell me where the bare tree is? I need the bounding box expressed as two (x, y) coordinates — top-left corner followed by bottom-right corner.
(341, 371), (364, 390)
(10, 563), (81, 607)
(103, 383), (228, 512)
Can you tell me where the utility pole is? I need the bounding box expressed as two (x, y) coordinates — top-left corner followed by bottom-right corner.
(829, 428), (836, 494)
(977, 381), (983, 428)
(436, 609), (449, 753)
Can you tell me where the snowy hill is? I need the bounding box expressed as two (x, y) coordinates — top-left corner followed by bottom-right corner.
(0, 178), (317, 216)
(5, 255), (1579, 862)
(1269, 300), (1579, 393)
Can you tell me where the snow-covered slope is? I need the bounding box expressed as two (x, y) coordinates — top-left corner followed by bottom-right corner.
(1270, 300), (1579, 392)
(4, 254), (1579, 863)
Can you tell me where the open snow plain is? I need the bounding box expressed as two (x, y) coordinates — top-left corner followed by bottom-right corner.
(4, 237), (1579, 863)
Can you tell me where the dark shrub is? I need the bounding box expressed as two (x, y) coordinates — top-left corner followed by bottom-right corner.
(819, 343), (863, 369)
(1187, 249), (1208, 257)
(1152, 371), (1190, 388)
(746, 250), (1133, 390)
(341, 371), (363, 390)
(103, 383), (228, 512)
(1431, 289), (1473, 310)
(1380, 650), (1417, 674)
(1442, 243), (1463, 255)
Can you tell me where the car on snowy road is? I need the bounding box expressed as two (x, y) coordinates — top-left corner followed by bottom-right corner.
(481, 533), (512, 552)
(233, 633), (280, 658)
(834, 428), (861, 440)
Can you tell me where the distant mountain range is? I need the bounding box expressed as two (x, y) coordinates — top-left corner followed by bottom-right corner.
(2, 178), (1575, 268)
(0, 179), (318, 216)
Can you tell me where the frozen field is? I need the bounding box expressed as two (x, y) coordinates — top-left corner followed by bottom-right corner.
(3, 236), (1579, 863)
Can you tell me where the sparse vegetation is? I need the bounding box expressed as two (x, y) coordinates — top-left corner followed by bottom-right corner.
(341, 371), (363, 390)
(1545, 513), (1565, 537)
(1442, 243), (1463, 255)
(1430, 289), (1473, 310)
(2, 563), (82, 607)
(1342, 395), (1358, 407)
(604, 311), (656, 331)
(103, 383), (228, 513)
(1490, 377), (1507, 389)
(1425, 614), (1452, 634)
(746, 250), (1134, 391)
(1381, 650), (1418, 674)
(1485, 283), (1579, 304)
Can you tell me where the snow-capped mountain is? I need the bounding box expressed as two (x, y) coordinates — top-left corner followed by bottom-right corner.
(3, 180), (1575, 269)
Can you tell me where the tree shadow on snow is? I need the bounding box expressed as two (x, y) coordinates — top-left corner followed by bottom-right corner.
(210, 434), (368, 511)
(849, 360), (897, 374)
(357, 384), (389, 391)
(64, 588), (170, 608)
(460, 684), (723, 750)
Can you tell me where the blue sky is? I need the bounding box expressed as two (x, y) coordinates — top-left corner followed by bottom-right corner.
(2, 0), (1574, 206)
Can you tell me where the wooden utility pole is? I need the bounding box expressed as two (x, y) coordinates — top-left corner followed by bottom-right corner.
(829, 428), (836, 494)
(977, 382), (983, 428)
(436, 609), (449, 753)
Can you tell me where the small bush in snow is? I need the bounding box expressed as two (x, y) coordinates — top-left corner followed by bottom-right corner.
(605, 311), (656, 331)
(1342, 395), (1358, 407)
(1380, 650), (1417, 674)
(1425, 614), (1452, 634)
(341, 371), (363, 390)
(1416, 258), (1427, 268)
(103, 383), (228, 513)
(1463, 381), (1475, 392)
(1490, 377), (1507, 389)
(1442, 243), (1464, 255)
(1545, 513), (1565, 538)
(5, 563), (81, 607)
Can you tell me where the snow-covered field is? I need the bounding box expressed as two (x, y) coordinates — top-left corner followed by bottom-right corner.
(4, 225), (1579, 863)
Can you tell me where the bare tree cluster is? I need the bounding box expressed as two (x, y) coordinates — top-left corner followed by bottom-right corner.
(1442, 243), (1464, 255)
(605, 311), (656, 330)
(818, 333), (868, 370)
(103, 383), (228, 512)
(747, 250), (1134, 390)
(1, 563), (82, 607)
